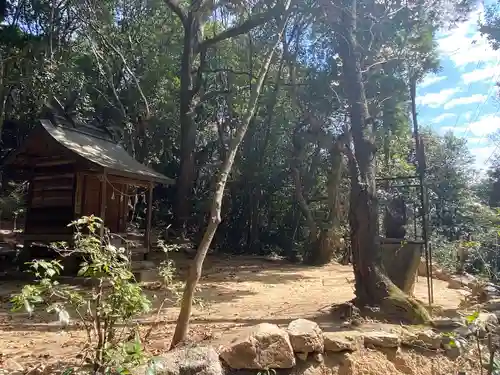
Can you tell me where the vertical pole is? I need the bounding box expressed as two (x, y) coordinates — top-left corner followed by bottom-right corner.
(496, 233), (499, 281)
(410, 76), (433, 306)
(144, 182), (154, 259)
(99, 172), (107, 239)
(413, 200), (417, 240)
(74, 172), (82, 218)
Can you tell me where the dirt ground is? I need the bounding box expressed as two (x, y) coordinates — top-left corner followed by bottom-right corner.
(0, 254), (471, 373)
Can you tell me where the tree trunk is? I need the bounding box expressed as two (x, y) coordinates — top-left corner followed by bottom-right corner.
(169, 8), (290, 347)
(292, 164), (318, 247)
(174, 15), (199, 232)
(335, 0), (429, 323)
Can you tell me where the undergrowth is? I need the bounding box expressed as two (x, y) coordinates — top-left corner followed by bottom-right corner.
(10, 215), (183, 375)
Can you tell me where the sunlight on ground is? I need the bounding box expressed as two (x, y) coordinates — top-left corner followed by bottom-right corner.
(0, 256), (467, 368)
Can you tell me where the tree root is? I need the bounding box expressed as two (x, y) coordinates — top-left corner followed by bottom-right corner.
(352, 268), (431, 325)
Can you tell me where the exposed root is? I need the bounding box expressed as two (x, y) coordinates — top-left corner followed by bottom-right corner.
(380, 292), (431, 325)
(353, 267), (431, 325)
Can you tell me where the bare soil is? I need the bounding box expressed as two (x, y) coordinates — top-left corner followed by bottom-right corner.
(0, 254), (472, 373)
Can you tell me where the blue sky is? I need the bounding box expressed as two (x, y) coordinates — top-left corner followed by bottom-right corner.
(417, 2), (500, 172)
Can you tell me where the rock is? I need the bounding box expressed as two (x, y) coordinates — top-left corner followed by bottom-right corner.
(312, 353), (323, 363)
(448, 277), (464, 290)
(296, 352), (308, 361)
(402, 330), (441, 350)
(479, 283), (500, 300)
(434, 268), (452, 282)
(482, 298), (500, 311)
(219, 323), (295, 370)
(287, 318), (324, 354)
(448, 273), (477, 290)
(431, 317), (465, 329)
(363, 331), (401, 348)
(323, 332), (360, 352)
(134, 346), (223, 375)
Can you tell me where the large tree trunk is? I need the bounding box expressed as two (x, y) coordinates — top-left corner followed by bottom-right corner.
(169, 8), (290, 347)
(335, 0), (429, 323)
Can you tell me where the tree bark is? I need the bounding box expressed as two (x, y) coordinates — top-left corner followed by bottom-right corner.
(333, 0), (429, 323)
(169, 6), (291, 347)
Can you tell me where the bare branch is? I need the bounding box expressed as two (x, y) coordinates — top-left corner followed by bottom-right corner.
(361, 57), (399, 73)
(198, 4), (284, 51)
(197, 68), (258, 80)
(86, 36), (128, 118)
(86, 21), (151, 119)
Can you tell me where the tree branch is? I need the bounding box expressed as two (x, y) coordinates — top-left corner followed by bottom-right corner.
(198, 3), (283, 51)
(196, 68), (258, 80)
(191, 89), (231, 113)
(200, 89), (231, 102)
(163, 0), (187, 26)
(88, 23), (151, 119)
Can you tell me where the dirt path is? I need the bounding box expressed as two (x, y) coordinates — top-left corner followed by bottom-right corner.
(0, 255), (468, 371)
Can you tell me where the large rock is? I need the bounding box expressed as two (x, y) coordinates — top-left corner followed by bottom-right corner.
(402, 329), (441, 350)
(433, 268), (452, 282)
(431, 317), (465, 329)
(287, 319), (324, 354)
(134, 346), (223, 375)
(481, 298), (500, 312)
(323, 332), (361, 352)
(448, 273), (477, 290)
(219, 323), (295, 370)
(363, 331), (401, 348)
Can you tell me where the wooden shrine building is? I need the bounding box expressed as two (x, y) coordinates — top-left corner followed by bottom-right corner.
(2, 118), (174, 257)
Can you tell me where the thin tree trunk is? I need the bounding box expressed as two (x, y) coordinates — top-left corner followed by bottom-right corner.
(292, 165), (318, 246)
(169, 8), (291, 347)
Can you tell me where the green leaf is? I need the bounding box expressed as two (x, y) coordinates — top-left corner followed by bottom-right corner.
(466, 311), (480, 324)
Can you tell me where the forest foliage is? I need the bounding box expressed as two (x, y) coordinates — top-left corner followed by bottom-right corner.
(3, 0), (500, 333)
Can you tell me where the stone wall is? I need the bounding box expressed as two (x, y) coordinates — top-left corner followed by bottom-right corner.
(417, 258), (478, 290)
(133, 317), (491, 375)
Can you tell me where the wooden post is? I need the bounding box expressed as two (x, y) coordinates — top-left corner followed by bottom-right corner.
(145, 182), (154, 258)
(99, 172), (107, 238)
(74, 172), (83, 218)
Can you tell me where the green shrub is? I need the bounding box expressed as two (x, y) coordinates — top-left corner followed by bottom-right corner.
(11, 215), (180, 374)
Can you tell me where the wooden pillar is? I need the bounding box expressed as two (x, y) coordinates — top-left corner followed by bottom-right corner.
(99, 172), (107, 238)
(74, 172), (83, 218)
(144, 182), (154, 257)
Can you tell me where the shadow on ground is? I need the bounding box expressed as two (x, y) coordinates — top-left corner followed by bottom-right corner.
(0, 254), (323, 333)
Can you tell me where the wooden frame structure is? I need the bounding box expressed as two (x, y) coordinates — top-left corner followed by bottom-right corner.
(3, 119), (174, 256)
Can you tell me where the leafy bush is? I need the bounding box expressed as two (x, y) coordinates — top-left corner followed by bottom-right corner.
(11, 215), (180, 374)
